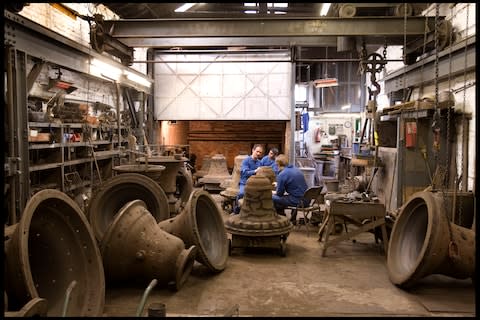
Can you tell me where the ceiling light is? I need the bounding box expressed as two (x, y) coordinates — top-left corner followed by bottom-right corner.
(341, 104), (351, 110)
(320, 3), (331, 16)
(314, 78), (338, 88)
(244, 10), (258, 14)
(274, 11), (286, 15)
(175, 3), (196, 13)
(90, 58), (122, 81)
(274, 3), (288, 8)
(244, 3), (258, 7)
(124, 70), (152, 88)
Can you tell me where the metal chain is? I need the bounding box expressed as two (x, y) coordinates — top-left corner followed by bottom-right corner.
(432, 4), (440, 164)
(432, 4), (454, 243)
(358, 41), (368, 74)
(383, 39), (388, 60)
(458, 3), (470, 226)
(446, 4), (453, 185)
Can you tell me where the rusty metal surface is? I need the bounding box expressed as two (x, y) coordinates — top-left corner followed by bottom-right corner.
(387, 191), (475, 288)
(100, 199), (197, 290)
(4, 189), (105, 316)
(158, 189), (229, 273)
(225, 175), (292, 237)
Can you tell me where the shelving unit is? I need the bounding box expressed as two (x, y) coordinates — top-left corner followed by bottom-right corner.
(27, 121), (129, 195)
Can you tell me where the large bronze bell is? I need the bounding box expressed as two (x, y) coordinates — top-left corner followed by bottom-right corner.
(88, 173), (170, 241)
(225, 175), (292, 256)
(4, 189), (105, 316)
(199, 154), (231, 191)
(100, 200), (197, 290)
(387, 190), (475, 288)
(137, 155), (191, 215)
(158, 189), (229, 273)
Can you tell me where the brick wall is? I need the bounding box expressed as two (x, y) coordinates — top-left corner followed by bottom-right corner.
(154, 120), (288, 171)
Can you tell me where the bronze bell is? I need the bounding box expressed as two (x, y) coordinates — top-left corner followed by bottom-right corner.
(194, 155), (212, 182)
(220, 153), (248, 198)
(88, 173), (170, 241)
(4, 189), (104, 316)
(225, 175), (292, 256)
(113, 163), (166, 182)
(387, 191), (475, 288)
(199, 154), (231, 191)
(158, 189), (229, 273)
(100, 200), (197, 290)
(137, 155), (190, 216)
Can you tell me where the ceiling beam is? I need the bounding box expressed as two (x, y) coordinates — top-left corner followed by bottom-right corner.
(116, 36), (339, 48)
(104, 16), (436, 44)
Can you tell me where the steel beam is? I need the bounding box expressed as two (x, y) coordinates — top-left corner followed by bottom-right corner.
(117, 36), (338, 48)
(383, 36), (476, 94)
(105, 17), (435, 38)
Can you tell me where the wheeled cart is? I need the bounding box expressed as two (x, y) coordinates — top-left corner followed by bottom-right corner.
(229, 233), (289, 257)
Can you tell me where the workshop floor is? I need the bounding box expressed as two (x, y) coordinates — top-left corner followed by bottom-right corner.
(103, 193), (476, 317)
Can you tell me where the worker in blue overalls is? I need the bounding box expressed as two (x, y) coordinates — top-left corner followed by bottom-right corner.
(272, 154), (309, 223)
(259, 147), (279, 176)
(231, 144), (264, 215)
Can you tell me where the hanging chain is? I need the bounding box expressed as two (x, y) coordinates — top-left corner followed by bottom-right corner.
(446, 4), (453, 183)
(382, 40), (388, 60)
(358, 41), (368, 74)
(431, 4), (441, 164)
(458, 3), (470, 226)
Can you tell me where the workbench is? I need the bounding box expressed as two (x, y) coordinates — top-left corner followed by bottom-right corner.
(317, 198), (388, 256)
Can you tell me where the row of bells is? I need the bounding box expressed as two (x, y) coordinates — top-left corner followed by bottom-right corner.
(4, 153), (475, 316)
(3, 154), (231, 317)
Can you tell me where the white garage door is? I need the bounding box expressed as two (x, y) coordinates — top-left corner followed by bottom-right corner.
(154, 51), (292, 120)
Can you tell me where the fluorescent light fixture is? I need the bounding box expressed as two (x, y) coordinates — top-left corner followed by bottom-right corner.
(244, 10), (258, 14)
(341, 104), (351, 110)
(320, 3), (331, 16)
(90, 58), (122, 81)
(244, 3), (257, 7)
(274, 3), (288, 8)
(175, 3), (196, 13)
(124, 70), (152, 88)
(314, 78), (338, 88)
(295, 84), (308, 102)
(274, 11), (286, 14)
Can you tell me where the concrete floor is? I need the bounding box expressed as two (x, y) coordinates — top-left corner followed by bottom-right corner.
(103, 193), (475, 317)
